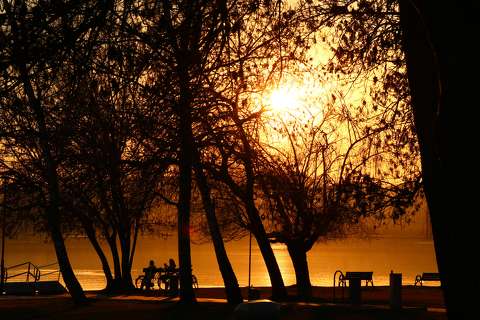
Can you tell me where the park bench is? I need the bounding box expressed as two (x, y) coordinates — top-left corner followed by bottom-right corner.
(414, 272), (440, 287)
(338, 271), (374, 287)
(333, 270), (374, 302)
(135, 267), (198, 293)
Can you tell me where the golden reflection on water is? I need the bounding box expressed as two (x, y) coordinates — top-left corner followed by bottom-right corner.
(4, 235), (438, 290)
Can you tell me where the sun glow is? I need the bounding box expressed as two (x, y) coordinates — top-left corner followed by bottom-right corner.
(258, 74), (336, 148)
(268, 86), (302, 114)
(263, 79), (327, 123)
(262, 71), (334, 121)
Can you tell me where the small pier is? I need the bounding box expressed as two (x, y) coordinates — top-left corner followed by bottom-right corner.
(1, 262), (66, 295)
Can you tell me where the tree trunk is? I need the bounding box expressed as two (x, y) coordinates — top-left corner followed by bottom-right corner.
(49, 224), (87, 303)
(106, 232), (123, 290)
(177, 116), (196, 303)
(83, 222), (113, 290)
(176, 66), (196, 303)
(19, 65), (86, 304)
(231, 106), (287, 300)
(129, 220), (139, 268)
(193, 159), (243, 305)
(286, 242), (311, 299)
(245, 198), (287, 300)
(119, 229), (134, 291)
(399, 2), (479, 319)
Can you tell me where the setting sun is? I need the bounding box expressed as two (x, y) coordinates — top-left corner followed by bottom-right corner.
(268, 86), (302, 113)
(263, 72), (331, 122)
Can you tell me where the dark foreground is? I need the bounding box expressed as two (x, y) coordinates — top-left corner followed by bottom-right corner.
(0, 286), (446, 320)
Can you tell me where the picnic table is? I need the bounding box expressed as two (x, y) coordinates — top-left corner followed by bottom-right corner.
(333, 270), (374, 302)
(337, 271), (374, 287)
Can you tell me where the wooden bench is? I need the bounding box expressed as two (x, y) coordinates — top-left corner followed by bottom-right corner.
(414, 272), (440, 286)
(338, 271), (374, 287)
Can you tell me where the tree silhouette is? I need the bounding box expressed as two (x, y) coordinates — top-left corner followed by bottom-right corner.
(0, 0), (117, 303)
(194, 1), (315, 300)
(126, 0), (235, 303)
(400, 1), (480, 318)
(257, 97), (420, 297)
(59, 55), (176, 292)
(299, 0), (479, 316)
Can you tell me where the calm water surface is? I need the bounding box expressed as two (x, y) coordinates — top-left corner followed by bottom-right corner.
(4, 235), (437, 290)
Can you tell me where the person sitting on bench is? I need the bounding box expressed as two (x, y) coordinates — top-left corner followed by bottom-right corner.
(141, 260), (157, 290)
(159, 258), (178, 293)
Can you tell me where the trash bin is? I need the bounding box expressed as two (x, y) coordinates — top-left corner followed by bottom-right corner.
(349, 277), (361, 305)
(248, 287), (261, 300)
(389, 271), (402, 310)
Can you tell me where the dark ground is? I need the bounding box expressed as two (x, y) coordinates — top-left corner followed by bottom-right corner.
(0, 285), (446, 320)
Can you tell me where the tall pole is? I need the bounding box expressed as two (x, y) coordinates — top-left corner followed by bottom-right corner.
(1, 179), (6, 290)
(248, 229), (252, 290)
(322, 132), (328, 213)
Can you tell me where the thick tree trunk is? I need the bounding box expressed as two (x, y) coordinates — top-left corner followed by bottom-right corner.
(399, 2), (479, 319)
(193, 159), (243, 305)
(49, 224), (87, 303)
(176, 69), (196, 303)
(119, 232), (134, 291)
(286, 242), (311, 299)
(177, 117), (196, 303)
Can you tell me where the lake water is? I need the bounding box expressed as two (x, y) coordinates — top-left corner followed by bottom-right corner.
(3, 234), (438, 290)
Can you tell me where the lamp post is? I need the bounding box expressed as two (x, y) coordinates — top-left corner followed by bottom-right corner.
(248, 229), (252, 290)
(1, 179), (6, 291)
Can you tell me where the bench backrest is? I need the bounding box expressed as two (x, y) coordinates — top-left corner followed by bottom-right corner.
(422, 272), (440, 280)
(345, 272), (373, 280)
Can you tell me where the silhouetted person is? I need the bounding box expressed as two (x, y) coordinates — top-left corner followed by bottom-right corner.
(160, 258), (178, 295)
(166, 258), (176, 272)
(141, 260), (157, 290)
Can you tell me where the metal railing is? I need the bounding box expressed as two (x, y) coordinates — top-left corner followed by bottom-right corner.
(332, 270), (345, 301)
(4, 262), (60, 283)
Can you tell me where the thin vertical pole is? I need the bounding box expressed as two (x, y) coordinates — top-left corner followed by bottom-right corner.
(425, 210), (431, 239)
(248, 230), (252, 290)
(1, 180), (6, 290)
(425, 211), (428, 239)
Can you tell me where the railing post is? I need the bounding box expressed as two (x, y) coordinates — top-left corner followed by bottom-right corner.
(333, 270), (343, 302)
